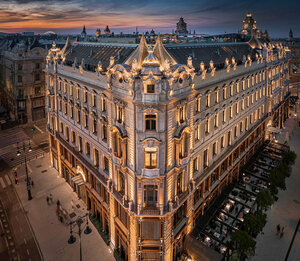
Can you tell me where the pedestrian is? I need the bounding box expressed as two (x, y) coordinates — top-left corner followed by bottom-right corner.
(31, 180), (34, 187)
(56, 199), (60, 207)
(46, 196), (49, 205)
(71, 199), (75, 209)
(14, 171), (17, 178)
(280, 226), (285, 238)
(49, 193), (53, 204)
(276, 224), (281, 236)
(15, 177), (18, 185)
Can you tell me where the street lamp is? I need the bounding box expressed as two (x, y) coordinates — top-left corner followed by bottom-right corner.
(68, 213), (92, 261)
(16, 140), (32, 200)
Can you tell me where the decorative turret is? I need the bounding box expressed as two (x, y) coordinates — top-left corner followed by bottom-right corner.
(96, 28), (101, 37)
(104, 26), (111, 35)
(175, 17), (188, 35)
(81, 25), (87, 38)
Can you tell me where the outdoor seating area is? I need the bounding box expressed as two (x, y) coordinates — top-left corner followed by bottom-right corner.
(192, 141), (289, 257)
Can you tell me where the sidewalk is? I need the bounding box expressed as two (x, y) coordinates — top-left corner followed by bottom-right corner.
(251, 117), (300, 261)
(13, 154), (115, 261)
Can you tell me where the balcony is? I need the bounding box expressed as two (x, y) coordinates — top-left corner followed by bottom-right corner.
(140, 205), (160, 215)
(141, 168), (159, 178)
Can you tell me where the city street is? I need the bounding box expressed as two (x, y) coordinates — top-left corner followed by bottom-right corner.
(251, 117), (300, 261)
(12, 154), (115, 261)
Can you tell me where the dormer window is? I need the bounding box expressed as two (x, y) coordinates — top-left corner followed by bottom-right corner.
(146, 84), (155, 94)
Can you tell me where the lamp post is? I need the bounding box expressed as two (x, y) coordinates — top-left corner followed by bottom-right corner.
(68, 213), (92, 261)
(17, 140), (32, 200)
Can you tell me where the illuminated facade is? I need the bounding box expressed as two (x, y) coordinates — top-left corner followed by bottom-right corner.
(0, 39), (47, 123)
(240, 13), (261, 38)
(45, 33), (289, 261)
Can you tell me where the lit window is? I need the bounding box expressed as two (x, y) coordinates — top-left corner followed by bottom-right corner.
(144, 147), (157, 169)
(144, 185), (158, 206)
(214, 114), (218, 128)
(240, 121), (244, 132)
(221, 135), (225, 148)
(84, 90), (88, 103)
(228, 131), (231, 145)
(70, 105), (73, 118)
(236, 103), (239, 114)
(215, 90), (219, 103)
(94, 149), (99, 167)
(205, 119), (209, 134)
(145, 114), (156, 131)
(84, 113), (88, 128)
(70, 85), (73, 96)
(179, 132), (189, 158)
(92, 94), (96, 107)
(206, 94), (210, 107)
(63, 83), (67, 93)
(230, 106), (233, 118)
(179, 106), (185, 124)
(117, 171), (125, 195)
(86, 142), (90, 156)
(116, 105), (123, 123)
(223, 87), (227, 99)
(101, 98), (106, 112)
(76, 88), (80, 99)
(203, 149), (208, 168)
(93, 118), (97, 134)
(230, 84), (233, 96)
(195, 125), (200, 141)
(222, 110), (226, 123)
(213, 142), (217, 156)
(79, 136), (82, 152)
(195, 97), (201, 112)
(77, 109), (80, 123)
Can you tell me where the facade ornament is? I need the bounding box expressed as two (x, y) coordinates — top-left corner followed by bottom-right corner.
(200, 61), (206, 80)
(225, 58), (231, 73)
(247, 55), (252, 66)
(232, 57), (237, 71)
(187, 56), (193, 69)
(73, 57), (77, 70)
(209, 60), (216, 77)
(131, 59), (139, 75)
(97, 61), (103, 72)
(109, 56), (115, 68)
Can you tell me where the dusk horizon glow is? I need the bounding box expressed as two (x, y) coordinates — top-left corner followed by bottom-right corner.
(0, 0), (300, 37)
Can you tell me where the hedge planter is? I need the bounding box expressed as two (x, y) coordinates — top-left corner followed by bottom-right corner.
(89, 213), (110, 245)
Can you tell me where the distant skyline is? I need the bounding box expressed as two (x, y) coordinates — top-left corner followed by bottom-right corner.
(0, 0), (299, 37)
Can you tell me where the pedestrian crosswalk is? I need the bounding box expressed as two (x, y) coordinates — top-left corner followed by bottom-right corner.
(0, 175), (12, 189)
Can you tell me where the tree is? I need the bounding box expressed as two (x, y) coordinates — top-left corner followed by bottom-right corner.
(256, 189), (274, 212)
(282, 150), (296, 165)
(269, 168), (286, 191)
(277, 162), (291, 178)
(243, 212), (267, 237)
(231, 230), (256, 260)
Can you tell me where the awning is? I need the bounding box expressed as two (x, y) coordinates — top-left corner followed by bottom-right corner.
(71, 175), (85, 186)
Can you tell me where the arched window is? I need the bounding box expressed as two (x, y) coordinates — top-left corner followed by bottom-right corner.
(113, 131), (122, 158)
(179, 131), (189, 158)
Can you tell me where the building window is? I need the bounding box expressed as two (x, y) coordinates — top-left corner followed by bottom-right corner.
(230, 84), (233, 96)
(242, 80), (245, 90)
(113, 131), (122, 158)
(179, 106), (185, 124)
(144, 147), (157, 169)
(145, 114), (156, 131)
(213, 142), (217, 156)
(35, 86), (41, 95)
(193, 157), (199, 173)
(102, 123), (107, 141)
(70, 105), (73, 119)
(223, 87), (226, 100)
(240, 121), (244, 132)
(18, 64), (22, 71)
(84, 113), (88, 128)
(176, 173), (183, 195)
(236, 82), (240, 93)
(94, 149), (99, 167)
(245, 117), (248, 130)
(117, 171), (125, 195)
(65, 126), (69, 141)
(36, 63), (40, 69)
(64, 102), (67, 114)
(228, 131), (232, 145)
(92, 94), (96, 107)
(203, 149), (208, 168)
(230, 106), (233, 119)
(195, 124), (200, 141)
(101, 98), (106, 112)
(116, 105), (123, 124)
(84, 90), (88, 103)
(104, 156), (109, 173)
(93, 118), (97, 134)
(77, 109), (80, 123)
(234, 125), (238, 137)
(71, 131), (76, 143)
(18, 75), (22, 83)
(146, 84), (155, 93)
(195, 97), (201, 112)
(35, 73), (40, 82)
(206, 94), (210, 107)
(236, 103), (239, 114)
(215, 90), (219, 103)
(179, 132), (189, 158)
(63, 83), (67, 93)
(241, 99), (245, 110)
(58, 100), (62, 111)
(86, 142), (90, 156)
(214, 114), (218, 128)
(60, 122), (64, 133)
(204, 120), (209, 135)
(141, 220), (161, 241)
(58, 81), (62, 90)
(76, 88), (80, 99)
(222, 110), (226, 123)
(79, 136), (82, 152)
(70, 85), (73, 96)
(143, 185), (158, 206)
(221, 135), (225, 148)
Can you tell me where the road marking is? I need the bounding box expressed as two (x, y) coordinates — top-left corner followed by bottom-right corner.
(5, 175), (11, 185)
(0, 177), (6, 188)
(26, 249), (30, 255)
(34, 124), (44, 133)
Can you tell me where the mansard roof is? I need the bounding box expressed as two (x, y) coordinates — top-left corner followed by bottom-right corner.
(64, 43), (136, 70)
(63, 40), (258, 72)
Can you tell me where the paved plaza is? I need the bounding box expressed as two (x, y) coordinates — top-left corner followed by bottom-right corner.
(251, 117), (300, 261)
(12, 154), (115, 261)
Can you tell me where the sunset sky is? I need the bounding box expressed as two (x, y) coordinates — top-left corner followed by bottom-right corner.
(0, 0), (299, 37)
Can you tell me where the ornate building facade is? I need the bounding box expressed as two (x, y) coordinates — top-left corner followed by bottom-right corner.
(240, 13), (261, 38)
(45, 33), (289, 261)
(0, 39), (47, 123)
(175, 17), (189, 35)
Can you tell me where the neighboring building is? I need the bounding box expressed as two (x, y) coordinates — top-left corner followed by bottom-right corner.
(175, 17), (189, 35)
(96, 28), (101, 37)
(240, 13), (261, 38)
(0, 38), (47, 123)
(81, 25), (87, 39)
(45, 27), (289, 261)
(104, 26), (111, 35)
